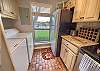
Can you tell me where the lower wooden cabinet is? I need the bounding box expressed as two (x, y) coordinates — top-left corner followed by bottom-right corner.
(65, 48), (77, 71)
(60, 44), (66, 62)
(60, 39), (77, 71)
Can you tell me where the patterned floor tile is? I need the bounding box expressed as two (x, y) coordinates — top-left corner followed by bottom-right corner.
(28, 48), (67, 71)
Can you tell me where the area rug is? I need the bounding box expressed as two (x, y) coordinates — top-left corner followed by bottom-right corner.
(42, 48), (55, 60)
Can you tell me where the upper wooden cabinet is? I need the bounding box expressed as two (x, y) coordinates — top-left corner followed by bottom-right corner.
(64, 0), (75, 9)
(0, 0), (18, 19)
(84, 0), (100, 21)
(72, 0), (100, 22)
(9, 0), (18, 18)
(72, 0), (87, 22)
(1, 0), (10, 15)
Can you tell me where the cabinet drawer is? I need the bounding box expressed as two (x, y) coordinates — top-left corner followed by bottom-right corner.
(62, 39), (79, 54)
(62, 39), (67, 44)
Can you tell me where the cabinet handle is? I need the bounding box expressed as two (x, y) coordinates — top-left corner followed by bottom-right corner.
(64, 42), (68, 45)
(65, 49), (68, 52)
(11, 12), (14, 14)
(66, 44), (68, 45)
(80, 17), (84, 19)
(99, 13), (100, 19)
(14, 44), (18, 47)
(85, 17), (94, 19)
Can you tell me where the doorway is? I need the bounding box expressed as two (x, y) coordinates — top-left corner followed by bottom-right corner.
(32, 16), (50, 46)
(32, 5), (51, 47)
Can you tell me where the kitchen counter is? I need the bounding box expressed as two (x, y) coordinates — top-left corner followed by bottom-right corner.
(7, 33), (27, 39)
(62, 35), (99, 48)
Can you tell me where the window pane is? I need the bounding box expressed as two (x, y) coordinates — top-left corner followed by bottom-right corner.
(32, 6), (37, 12)
(32, 6), (50, 13)
(37, 16), (50, 22)
(40, 7), (50, 13)
(35, 29), (50, 41)
(34, 22), (50, 29)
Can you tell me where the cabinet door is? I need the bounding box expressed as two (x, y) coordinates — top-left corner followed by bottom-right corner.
(19, 7), (30, 25)
(72, 0), (82, 21)
(79, 0), (87, 19)
(60, 44), (66, 63)
(11, 45), (29, 71)
(65, 48), (77, 71)
(1, 0), (17, 19)
(1, 0), (10, 15)
(73, 0), (87, 22)
(9, 0), (17, 18)
(0, 25), (1, 66)
(0, 0), (1, 11)
(84, 0), (100, 21)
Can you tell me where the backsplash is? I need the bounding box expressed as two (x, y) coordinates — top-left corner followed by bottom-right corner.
(76, 22), (100, 31)
(78, 27), (99, 42)
(76, 22), (100, 43)
(1, 18), (15, 29)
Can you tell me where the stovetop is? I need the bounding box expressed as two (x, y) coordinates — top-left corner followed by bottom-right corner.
(80, 45), (100, 63)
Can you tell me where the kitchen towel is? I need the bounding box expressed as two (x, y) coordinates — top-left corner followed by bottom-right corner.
(79, 54), (100, 71)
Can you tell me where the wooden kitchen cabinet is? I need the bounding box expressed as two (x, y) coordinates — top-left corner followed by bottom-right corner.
(0, 15), (15, 71)
(0, 0), (10, 15)
(9, 0), (18, 18)
(73, 0), (100, 22)
(84, 0), (100, 21)
(72, 0), (82, 22)
(0, 0), (18, 19)
(65, 48), (77, 71)
(64, 0), (75, 9)
(0, 0), (1, 12)
(0, 23), (1, 66)
(72, 0), (87, 22)
(60, 44), (67, 63)
(60, 39), (77, 71)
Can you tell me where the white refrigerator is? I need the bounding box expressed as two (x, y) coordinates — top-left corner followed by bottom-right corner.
(50, 9), (75, 56)
(50, 9), (61, 56)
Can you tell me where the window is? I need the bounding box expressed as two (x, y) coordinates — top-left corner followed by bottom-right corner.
(32, 6), (50, 13)
(39, 7), (50, 13)
(33, 16), (50, 29)
(37, 16), (50, 22)
(32, 5), (50, 42)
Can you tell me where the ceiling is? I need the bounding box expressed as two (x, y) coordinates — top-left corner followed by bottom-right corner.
(17, 0), (68, 12)
(17, 0), (68, 7)
(31, 0), (68, 5)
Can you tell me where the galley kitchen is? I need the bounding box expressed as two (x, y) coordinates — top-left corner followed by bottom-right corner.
(0, 0), (100, 71)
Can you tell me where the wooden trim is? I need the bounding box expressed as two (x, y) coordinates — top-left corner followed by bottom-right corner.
(32, 12), (50, 17)
(0, 14), (15, 71)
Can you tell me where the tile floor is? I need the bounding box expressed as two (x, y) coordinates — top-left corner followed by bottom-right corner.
(28, 48), (67, 71)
